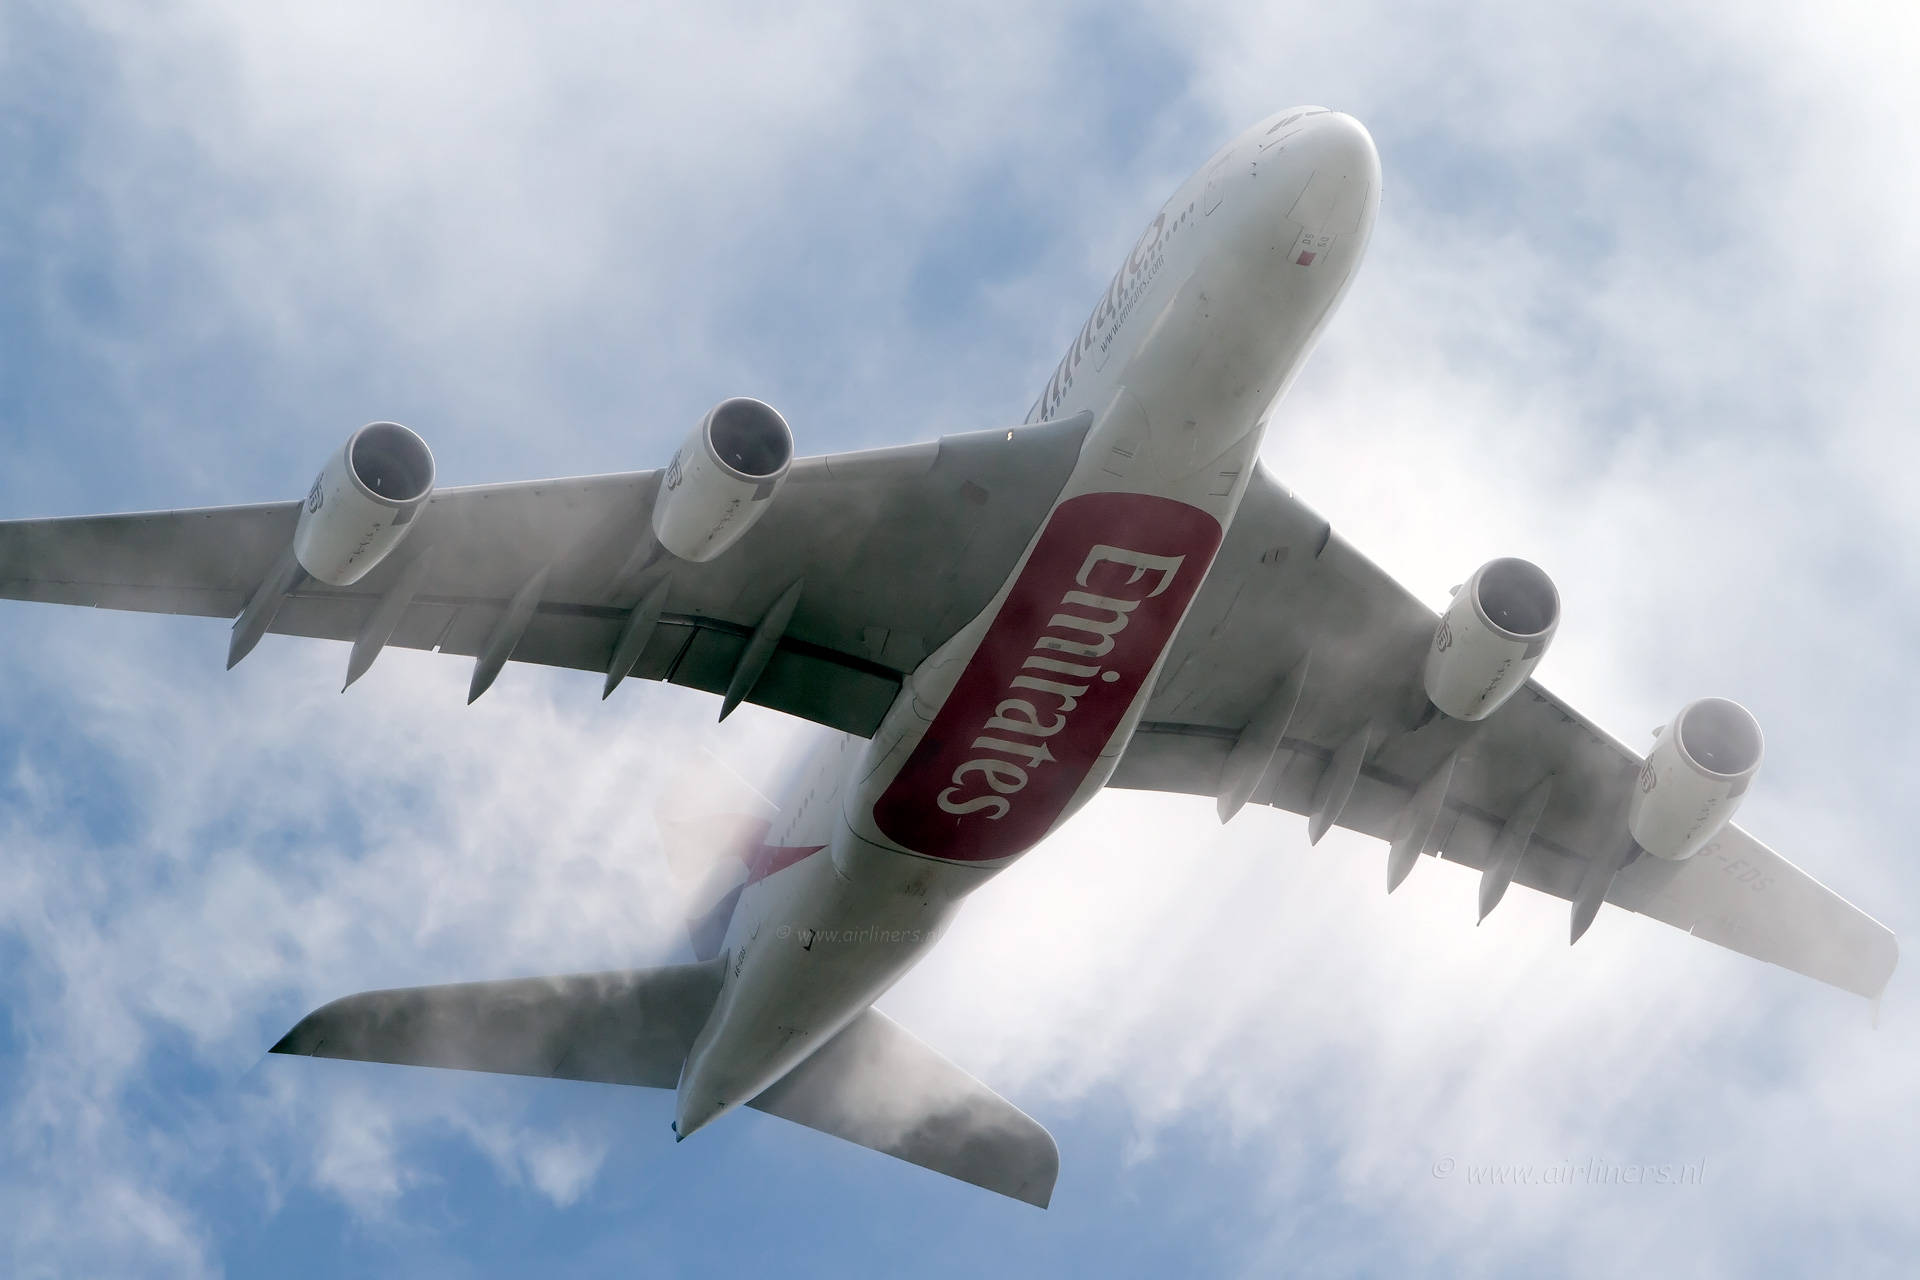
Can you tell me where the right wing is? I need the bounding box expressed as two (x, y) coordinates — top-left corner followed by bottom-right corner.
(1113, 466), (1896, 1000)
(0, 416), (1092, 735)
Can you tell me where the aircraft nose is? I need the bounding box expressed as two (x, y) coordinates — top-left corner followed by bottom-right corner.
(1265, 111), (1379, 255)
(1298, 111), (1380, 191)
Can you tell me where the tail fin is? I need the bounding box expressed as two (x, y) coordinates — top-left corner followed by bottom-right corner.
(685, 883), (745, 962)
(653, 749), (777, 959)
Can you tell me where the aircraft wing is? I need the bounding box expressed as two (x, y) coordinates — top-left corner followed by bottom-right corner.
(0, 416), (1090, 734)
(1112, 466), (1898, 1000)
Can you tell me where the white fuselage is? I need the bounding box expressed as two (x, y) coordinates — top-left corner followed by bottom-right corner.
(675, 109), (1382, 1137)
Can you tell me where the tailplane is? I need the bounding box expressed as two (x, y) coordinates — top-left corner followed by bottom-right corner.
(748, 1009), (1059, 1208)
(270, 960), (724, 1087)
(271, 972), (1058, 1207)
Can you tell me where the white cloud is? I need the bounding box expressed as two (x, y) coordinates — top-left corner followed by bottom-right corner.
(521, 1131), (609, 1208)
(312, 1092), (408, 1217)
(1, 0), (1916, 1274)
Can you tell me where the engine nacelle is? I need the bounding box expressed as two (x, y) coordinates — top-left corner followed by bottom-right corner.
(1423, 557), (1560, 721)
(293, 422), (435, 586)
(652, 397), (794, 563)
(1629, 698), (1763, 860)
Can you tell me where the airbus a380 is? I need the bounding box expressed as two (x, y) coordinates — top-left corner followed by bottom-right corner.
(0, 110), (1896, 1207)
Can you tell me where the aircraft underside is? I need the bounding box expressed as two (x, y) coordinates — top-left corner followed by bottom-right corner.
(0, 107), (1892, 1207)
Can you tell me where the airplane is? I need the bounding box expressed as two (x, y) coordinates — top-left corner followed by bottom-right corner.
(0, 108), (1896, 1209)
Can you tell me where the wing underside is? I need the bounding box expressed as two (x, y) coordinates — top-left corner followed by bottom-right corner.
(0, 417), (1092, 735)
(0, 422), (1892, 996)
(1112, 466), (1896, 1000)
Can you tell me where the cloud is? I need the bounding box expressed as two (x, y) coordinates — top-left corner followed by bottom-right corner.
(311, 1092), (408, 1217)
(881, 1), (1920, 1272)
(0, 0), (1916, 1275)
(519, 1131), (608, 1207)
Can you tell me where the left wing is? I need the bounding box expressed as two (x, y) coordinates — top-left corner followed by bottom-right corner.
(0, 417), (1089, 735)
(1113, 466), (1897, 1000)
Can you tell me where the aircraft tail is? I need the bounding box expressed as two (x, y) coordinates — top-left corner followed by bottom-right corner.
(747, 1008), (1058, 1207)
(273, 973), (1057, 1207)
(652, 749), (778, 960)
(270, 959), (725, 1088)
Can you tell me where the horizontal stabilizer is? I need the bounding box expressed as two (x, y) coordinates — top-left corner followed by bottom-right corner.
(748, 1009), (1058, 1208)
(270, 960), (725, 1088)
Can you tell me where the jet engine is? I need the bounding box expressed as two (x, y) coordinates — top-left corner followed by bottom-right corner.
(1629, 698), (1763, 860)
(293, 422), (436, 585)
(1423, 557), (1559, 721)
(652, 397), (794, 563)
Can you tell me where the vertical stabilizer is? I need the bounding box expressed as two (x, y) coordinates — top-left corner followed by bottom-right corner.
(652, 749), (779, 959)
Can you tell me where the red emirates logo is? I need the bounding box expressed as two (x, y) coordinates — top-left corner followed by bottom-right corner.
(873, 493), (1221, 862)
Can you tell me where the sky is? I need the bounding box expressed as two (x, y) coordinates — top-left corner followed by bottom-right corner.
(2, 1), (1917, 1275)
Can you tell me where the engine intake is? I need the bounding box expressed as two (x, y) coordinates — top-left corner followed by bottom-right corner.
(1423, 557), (1559, 721)
(1629, 698), (1763, 860)
(293, 422), (435, 586)
(652, 397), (794, 562)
